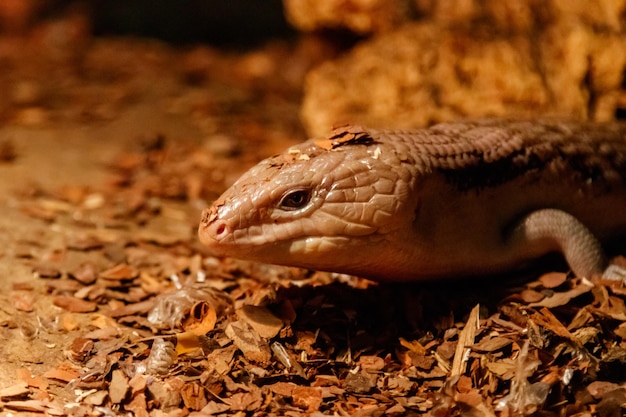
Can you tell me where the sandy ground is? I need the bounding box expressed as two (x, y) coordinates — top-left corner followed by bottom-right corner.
(0, 99), (201, 385)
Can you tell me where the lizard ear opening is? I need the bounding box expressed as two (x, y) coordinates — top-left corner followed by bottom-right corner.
(277, 188), (312, 211)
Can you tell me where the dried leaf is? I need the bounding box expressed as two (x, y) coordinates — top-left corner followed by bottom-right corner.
(237, 304), (283, 338)
(180, 382), (207, 410)
(529, 308), (577, 342)
(224, 390), (263, 412)
(175, 331), (203, 355)
(225, 320), (271, 364)
(409, 352), (436, 370)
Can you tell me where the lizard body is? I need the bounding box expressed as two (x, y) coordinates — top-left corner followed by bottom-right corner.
(198, 120), (626, 281)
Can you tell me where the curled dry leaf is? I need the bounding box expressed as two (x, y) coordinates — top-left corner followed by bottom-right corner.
(181, 301), (217, 335)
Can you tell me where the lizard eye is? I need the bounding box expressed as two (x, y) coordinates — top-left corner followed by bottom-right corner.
(277, 189), (311, 210)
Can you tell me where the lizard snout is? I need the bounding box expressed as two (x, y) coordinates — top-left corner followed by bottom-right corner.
(198, 207), (229, 246)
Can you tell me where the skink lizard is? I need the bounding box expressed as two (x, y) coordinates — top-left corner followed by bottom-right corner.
(198, 120), (626, 281)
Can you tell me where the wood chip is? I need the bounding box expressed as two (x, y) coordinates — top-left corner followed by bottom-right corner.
(471, 336), (514, 353)
(43, 365), (80, 383)
(292, 386), (323, 412)
(539, 272), (568, 288)
(0, 382), (30, 399)
(450, 304), (480, 378)
(53, 295), (97, 313)
(3, 400), (48, 412)
(109, 369), (129, 404)
(99, 263), (138, 281)
(69, 262), (99, 285)
(66, 236), (105, 251)
(33, 265), (62, 279)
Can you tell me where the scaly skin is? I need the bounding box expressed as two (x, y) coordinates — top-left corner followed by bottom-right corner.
(199, 120), (626, 281)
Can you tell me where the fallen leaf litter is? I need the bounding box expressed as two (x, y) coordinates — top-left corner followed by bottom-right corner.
(10, 141), (626, 415)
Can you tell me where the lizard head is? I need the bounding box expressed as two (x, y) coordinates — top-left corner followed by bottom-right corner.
(198, 129), (417, 277)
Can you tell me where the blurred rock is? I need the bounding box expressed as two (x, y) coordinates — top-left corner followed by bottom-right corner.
(283, 0), (411, 34)
(302, 15), (626, 136)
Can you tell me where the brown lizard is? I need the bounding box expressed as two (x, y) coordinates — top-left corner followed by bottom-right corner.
(198, 120), (626, 281)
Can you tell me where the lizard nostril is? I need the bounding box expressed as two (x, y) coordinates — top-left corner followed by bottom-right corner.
(215, 223), (227, 236)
